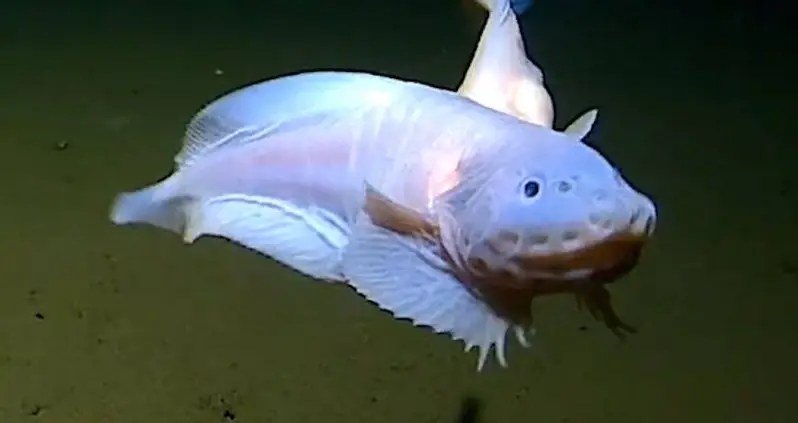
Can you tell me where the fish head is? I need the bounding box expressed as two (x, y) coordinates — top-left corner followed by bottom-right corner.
(434, 122), (656, 332)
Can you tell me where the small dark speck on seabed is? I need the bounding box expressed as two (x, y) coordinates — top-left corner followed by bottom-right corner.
(196, 390), (240, 422)
(22, 401), (47, 417)
(456, 396), (482, 423)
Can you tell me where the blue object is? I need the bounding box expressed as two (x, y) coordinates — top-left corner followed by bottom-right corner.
(510, 0), (534, 14)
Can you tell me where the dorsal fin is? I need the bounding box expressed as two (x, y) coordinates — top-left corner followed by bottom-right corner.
(175, 113), (275, 168)
(563, 109), (598, 141)
(173, 71), (406, 168)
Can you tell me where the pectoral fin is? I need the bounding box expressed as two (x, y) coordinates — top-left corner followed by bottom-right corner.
(342, 185), (530, 370)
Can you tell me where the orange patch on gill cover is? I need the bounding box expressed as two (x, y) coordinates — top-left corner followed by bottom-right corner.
(364, 185), (439, 239)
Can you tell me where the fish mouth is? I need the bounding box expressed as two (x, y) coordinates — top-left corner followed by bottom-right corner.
(447, 230), (650, 337)
(507, 231), (647, 279)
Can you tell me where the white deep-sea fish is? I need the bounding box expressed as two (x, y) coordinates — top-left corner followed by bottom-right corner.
(458, 0), (598, 138)
(110, 71), (656, 370)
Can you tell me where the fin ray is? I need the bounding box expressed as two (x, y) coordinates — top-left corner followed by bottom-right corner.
(186, 194), (350, 282)
(342, 218), (528, 370)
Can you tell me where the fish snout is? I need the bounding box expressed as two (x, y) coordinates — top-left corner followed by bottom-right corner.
(490, 196), (650, 279)
(589, 190), (656, 240)
(466, 170), (657, 280)
(638, 195), (657, 236)
(488, 181), (656, 269)
(518, 186), (651, 255)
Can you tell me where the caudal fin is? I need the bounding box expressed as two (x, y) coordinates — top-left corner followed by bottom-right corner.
(109, 186), (184, 233)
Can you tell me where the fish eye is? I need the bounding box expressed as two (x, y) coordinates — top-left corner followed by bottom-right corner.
(522, 180), (541, 198)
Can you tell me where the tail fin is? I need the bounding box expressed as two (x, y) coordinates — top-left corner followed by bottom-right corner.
(110, 186), (184, 234)
(474, 0), (534, 15)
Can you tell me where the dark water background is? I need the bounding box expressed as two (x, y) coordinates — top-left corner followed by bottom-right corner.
(0, 0), (796, 422)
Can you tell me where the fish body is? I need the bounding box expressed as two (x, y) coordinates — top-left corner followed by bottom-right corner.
(110, 71), (656, 370)
(458, 0), (597, 138)
(111, 72), (522, 281)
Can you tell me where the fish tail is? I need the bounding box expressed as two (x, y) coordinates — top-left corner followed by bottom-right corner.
(474, 0), (534, 15)
(109, 186), (184, 234)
